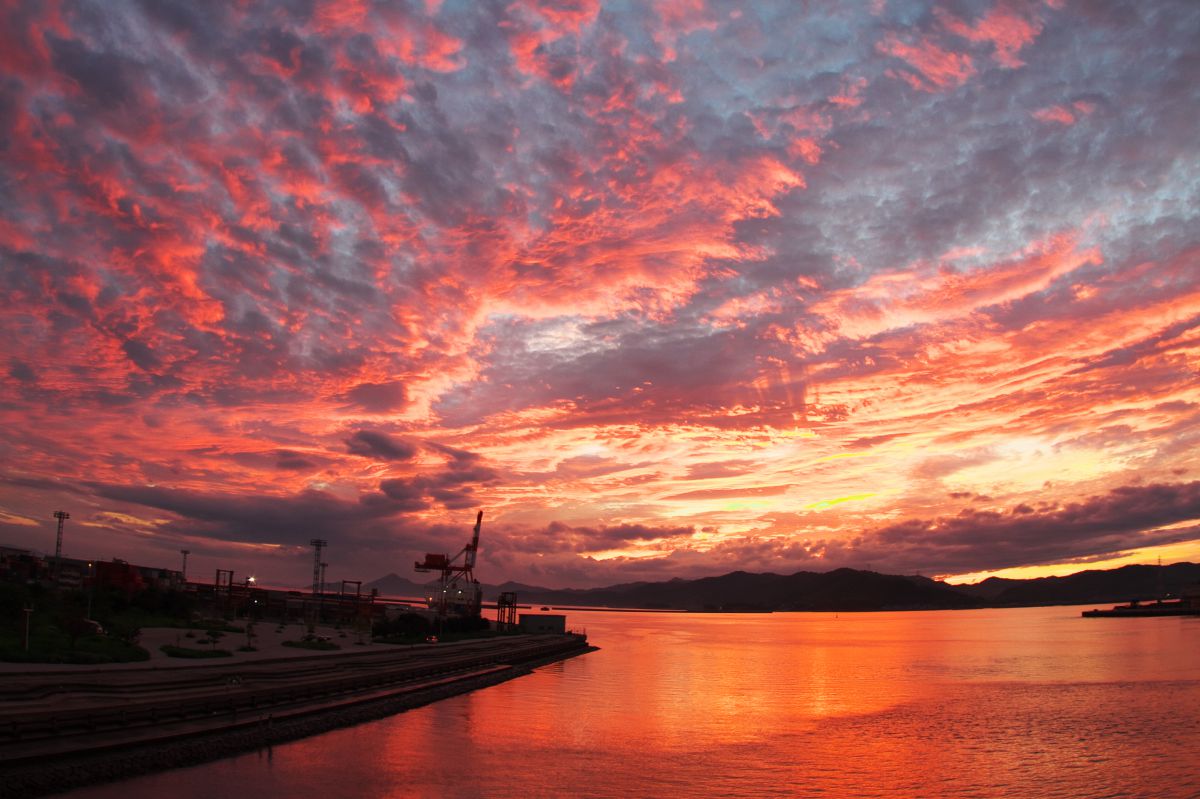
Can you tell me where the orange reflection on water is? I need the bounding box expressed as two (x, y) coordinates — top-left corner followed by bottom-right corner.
(60, 608), (1200, 799)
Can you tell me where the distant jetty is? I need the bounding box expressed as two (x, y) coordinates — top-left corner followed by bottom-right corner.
(1082, 591), (1200, 617)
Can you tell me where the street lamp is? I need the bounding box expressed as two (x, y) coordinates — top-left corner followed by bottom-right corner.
(243, 575), (257, 620)
(85, 562), (94, 620)
(22, 604), (33, 652)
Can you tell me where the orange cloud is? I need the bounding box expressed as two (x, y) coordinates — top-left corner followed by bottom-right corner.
(936, 2), (1046, 68)
(828, 76), (868, 108)
(812, 231), (1103, 342)
(652, 0), (719, 62)
(1033, 100), (1096, 125)
(877, 32), (975, 92)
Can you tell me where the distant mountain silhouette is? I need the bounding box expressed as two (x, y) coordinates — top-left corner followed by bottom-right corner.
(363, 573), (430, 597)
(367, 562), (1200, 612)
(370, 568), (980, 611)
(533, 569), (984, 611)
(952, 562), (1200, 606)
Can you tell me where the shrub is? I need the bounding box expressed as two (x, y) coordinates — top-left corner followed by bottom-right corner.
(372, 612), (432, 639)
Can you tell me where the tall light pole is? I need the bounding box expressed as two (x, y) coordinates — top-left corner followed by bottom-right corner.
(309, 539), (327, 596)
(22, 603), (33, 651)
(52, 510), (69, 580)
(309, 539), (328, 629)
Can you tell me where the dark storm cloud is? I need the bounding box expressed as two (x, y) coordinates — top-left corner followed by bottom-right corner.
(342, 381), (408, 413)
(378, 469), (495, 512)
(495, 519), (696, 555)
(376, 445), (499, 511)
(89, 481), (403, 546)
(47, 34), (142, 110)
(424, 441), (484, 467)
(8, 359), (36, 383)
(274, 450), (317, 470)
(121, 338), (161, 372)
(345, 430), (417, 461)
(436, 316), (805, 429)
(854, 481), (1200, 575)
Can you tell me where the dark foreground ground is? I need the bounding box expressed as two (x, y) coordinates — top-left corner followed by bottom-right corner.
(0, 633), (594, 798)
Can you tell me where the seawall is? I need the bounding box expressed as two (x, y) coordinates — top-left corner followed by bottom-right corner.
(0, 634), (595, 798)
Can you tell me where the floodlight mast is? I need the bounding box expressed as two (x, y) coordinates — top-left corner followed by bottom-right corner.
(53, 510), (69, 558)
(309, 539), (328, 595)
(52, 511), (69, 580)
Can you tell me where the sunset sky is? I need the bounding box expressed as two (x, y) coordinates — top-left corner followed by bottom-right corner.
(1, 0), (1198, 590)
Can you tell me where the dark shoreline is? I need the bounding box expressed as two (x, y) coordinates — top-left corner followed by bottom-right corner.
(1, 641), (595, 799)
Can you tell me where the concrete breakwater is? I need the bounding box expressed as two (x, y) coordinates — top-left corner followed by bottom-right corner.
(0, 634), (594, 798)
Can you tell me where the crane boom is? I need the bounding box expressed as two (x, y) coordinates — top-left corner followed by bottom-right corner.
(466, 510), (482, 569)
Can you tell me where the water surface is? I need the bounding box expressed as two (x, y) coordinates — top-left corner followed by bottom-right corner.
(63, 606), (1200, 798)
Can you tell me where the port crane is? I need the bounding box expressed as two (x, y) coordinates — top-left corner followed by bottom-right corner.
(414, 510), (483, 618)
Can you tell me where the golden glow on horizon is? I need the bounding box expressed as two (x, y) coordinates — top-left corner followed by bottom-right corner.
(0, 509), (40, 527)
(942, 539), (1200, 585)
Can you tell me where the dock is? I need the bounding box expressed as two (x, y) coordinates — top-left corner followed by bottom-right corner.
(1082, 599), (1200, 617)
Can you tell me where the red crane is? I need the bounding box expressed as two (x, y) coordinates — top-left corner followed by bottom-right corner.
(414, 510), (483, 618)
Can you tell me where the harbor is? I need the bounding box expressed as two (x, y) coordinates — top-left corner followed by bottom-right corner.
(0, 633), (592, 798)
(0, 511), (595, 797)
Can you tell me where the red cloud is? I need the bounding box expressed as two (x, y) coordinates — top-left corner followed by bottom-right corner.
(876, 32), (975, 92)
(502, 0), (600, 89)
(1, 0), (1196, 592)
(936, 1), (1048, 68)
(1032, 100), (1096, 125)
(652, 0), (719, 62)
(812, 231), (1103, 342)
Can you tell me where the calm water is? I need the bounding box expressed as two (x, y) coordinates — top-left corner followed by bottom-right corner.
(64, 607), (1200, 798)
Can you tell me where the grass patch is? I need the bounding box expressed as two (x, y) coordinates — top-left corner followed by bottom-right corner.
(160, 644), (232, 659)
(0, 632), (150, 664)
(282, 639), (341, 651)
